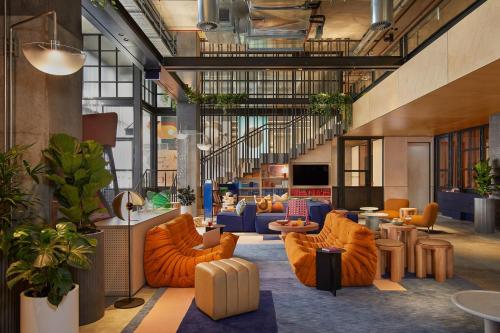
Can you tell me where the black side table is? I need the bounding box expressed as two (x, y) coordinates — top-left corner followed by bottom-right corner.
(205, 224), (225, 234)
(316, 248), (345, 296)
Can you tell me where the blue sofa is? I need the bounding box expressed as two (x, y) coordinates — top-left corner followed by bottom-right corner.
(216, 201), (332, 234)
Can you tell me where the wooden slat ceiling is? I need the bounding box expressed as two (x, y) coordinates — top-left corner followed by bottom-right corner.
(347, 59), (500, 137)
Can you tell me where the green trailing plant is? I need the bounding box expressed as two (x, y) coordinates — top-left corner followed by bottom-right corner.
(0, 145), (43, 254)
(6, 222), (96, 306)
(473, 159), (500, 198)
(90, 0), (117, 9)
(177, 186), (195, 206)
(310, 92), (353, 131)
(43, 134), (113, 233)
(183, 85), (249, 111)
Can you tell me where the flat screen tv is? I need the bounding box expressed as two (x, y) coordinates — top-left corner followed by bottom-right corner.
(292, 164), (329, 186)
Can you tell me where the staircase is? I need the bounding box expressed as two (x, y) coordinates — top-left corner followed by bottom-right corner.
(201, 113), (342, 184)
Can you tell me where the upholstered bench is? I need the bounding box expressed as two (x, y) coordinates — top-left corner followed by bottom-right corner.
(195, 258), (260, 320)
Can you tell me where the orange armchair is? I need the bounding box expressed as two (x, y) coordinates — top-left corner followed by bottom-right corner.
(143, 214), (239, 287)
(284, 213), (377, 287)
(380, 198), (410, 219)
(405, 202), (439, 232)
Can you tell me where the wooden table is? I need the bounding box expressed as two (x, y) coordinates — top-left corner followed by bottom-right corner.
(95, 208), (180, 296)
(452, 290), (500, 333)
(268, 221), (319, 240)
(381, 223), (417, 273)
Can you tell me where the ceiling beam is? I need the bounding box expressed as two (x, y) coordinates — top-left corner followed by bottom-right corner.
(162, 56), (402, 71)
(82, 0), (187, 101)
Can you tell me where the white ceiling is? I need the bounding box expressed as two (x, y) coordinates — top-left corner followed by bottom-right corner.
(152, 0), (372, 39)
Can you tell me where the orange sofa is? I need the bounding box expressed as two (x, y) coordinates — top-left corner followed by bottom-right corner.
(380, 198), (410, 219)
(144, 214), (239, 287)
(284, 213), (377, 287)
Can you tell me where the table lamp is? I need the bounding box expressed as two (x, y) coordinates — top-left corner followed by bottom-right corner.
(112, 191), (145, 309)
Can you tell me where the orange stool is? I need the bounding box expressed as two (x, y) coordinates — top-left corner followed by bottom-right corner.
(375, 239), (405, 282)
(416, 239), (454, 282)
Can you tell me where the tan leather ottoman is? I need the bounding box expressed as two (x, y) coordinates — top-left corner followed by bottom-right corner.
(195, 257), (260, 320)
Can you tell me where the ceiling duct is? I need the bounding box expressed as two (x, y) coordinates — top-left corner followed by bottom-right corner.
(371, 0), (393, 31)
(197, 0), (218, 32)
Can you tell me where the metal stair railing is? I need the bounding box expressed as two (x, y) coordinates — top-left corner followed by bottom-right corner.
(201, 113), (341, 184)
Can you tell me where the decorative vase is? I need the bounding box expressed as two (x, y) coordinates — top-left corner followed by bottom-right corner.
(181, 205), (193, 215)
(70, 230), (105, 325)
(474, 198), (497, 233)
(20, 284), (79, 333)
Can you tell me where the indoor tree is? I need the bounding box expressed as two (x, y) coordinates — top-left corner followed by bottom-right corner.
(42, 134), (113, 233)
(473, 159), (500, 197)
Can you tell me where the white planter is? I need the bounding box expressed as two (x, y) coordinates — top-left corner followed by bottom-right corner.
(181, 205), (193, 215)
(21, 284), (79, 333)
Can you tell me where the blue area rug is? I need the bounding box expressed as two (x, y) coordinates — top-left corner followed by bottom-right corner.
(263, 234), (281, 241)
(234, 243), (483, 333)
(177, 290), (278, 333)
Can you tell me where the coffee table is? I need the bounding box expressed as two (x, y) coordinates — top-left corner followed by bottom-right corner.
(382, 223), (417, 272)
(268, 221), (319, 240)
(452, 290), (500, 333)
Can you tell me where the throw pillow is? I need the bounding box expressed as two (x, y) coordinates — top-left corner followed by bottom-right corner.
(273, 193), (288, 202)
(256, 197), (272, 213)
(235, 199), (246, 216)
(271, 201), (284, 213)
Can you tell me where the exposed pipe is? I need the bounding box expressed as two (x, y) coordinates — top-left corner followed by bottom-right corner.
(197, 0), (218, 32)
(354, 0), (413, 55)
(371, 0), (393, 31)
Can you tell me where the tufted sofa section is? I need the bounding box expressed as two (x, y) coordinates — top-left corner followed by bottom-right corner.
(143, 213), (239, 287)
(284, 212), (377, 287)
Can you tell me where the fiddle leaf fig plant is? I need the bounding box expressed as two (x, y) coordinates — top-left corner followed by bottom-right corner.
(473, 159), (500, 198)
(43, 134), (113, 232)
(6, 222), (96, 306)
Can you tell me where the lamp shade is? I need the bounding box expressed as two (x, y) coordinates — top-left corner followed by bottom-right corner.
(197, 143), (212, 151)
(112, 191), (145, 221)
(22, 40), (86, 76)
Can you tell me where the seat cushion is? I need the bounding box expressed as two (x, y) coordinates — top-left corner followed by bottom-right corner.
(195, 258), (260, 320)
(255, 213), (286, 233)
(216, 212), (243, 232)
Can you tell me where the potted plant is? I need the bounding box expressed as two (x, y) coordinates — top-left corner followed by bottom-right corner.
(473, 159), (499, 233)
(178, 186), (196, 215)
(6, 222), (95, 333)
(0, 145), (43, 333)
(42, 133), (113, 324)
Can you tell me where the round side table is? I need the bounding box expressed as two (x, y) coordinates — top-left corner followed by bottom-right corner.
(383, 224), (417, 273)
(452, 290), (500, 333)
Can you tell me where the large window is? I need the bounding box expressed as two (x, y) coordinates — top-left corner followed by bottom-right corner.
(435, 125), (488, 191)
(83, 35), (133, 98)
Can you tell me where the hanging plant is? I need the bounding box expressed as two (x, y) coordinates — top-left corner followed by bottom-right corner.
(183, 85), (248, 112)
(215, 93), (248, 113)
(90, 0), (117, 9)
(310, 92), (352, 116)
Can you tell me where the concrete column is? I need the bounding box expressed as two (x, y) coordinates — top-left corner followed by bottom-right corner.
(489, 114), (500, 226)
(0, 1), (82, 219)
(175, 31), (201, 211)
(176, 102), (200, 208)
